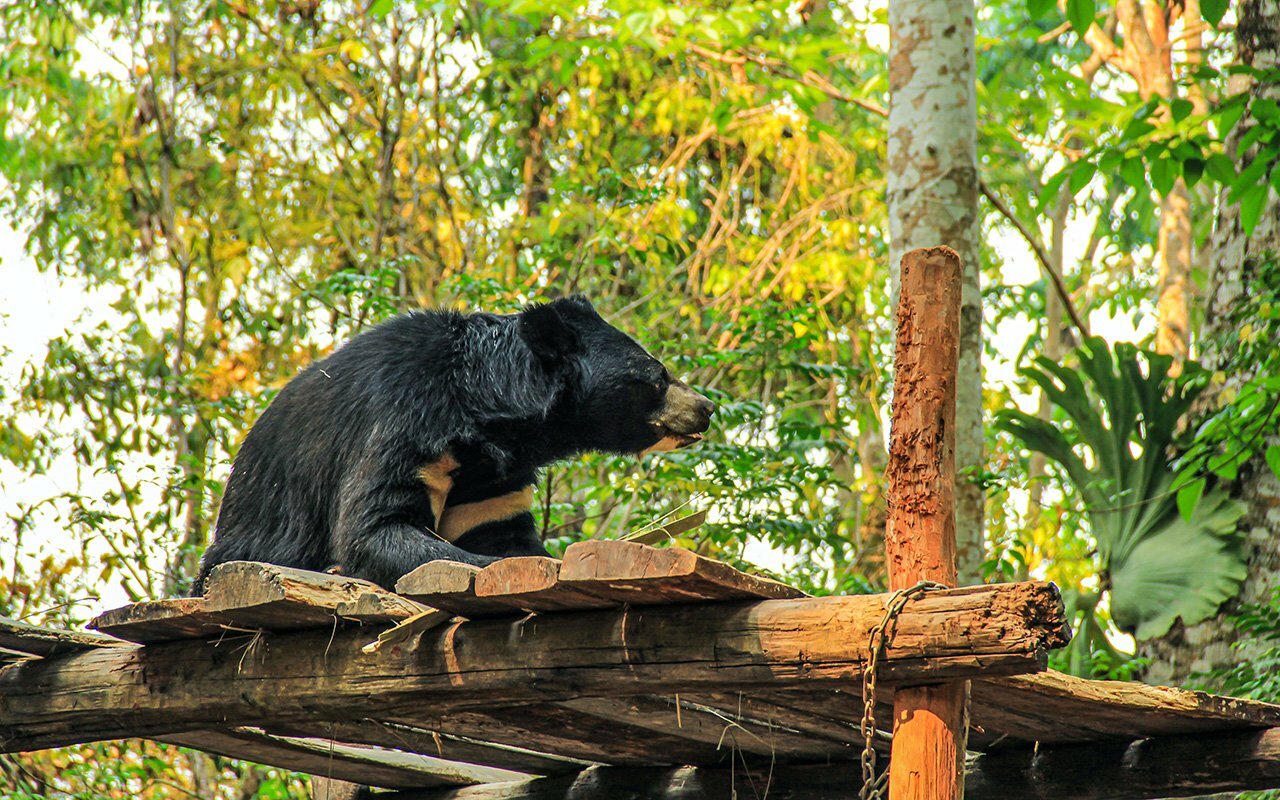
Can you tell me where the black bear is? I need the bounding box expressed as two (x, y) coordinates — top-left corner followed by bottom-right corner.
(195, 296), (715, 590)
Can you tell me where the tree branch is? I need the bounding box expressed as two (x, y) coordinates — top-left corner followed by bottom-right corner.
(978, 180), (1091, 337)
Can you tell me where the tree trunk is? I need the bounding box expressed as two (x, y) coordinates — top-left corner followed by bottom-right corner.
(1141, 0), (1280, 685)
(887, 0), (984, 584)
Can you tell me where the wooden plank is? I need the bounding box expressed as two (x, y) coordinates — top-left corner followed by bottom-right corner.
(558, 541), (805, 604)
(202, 561), (399, 630)
(0, 615), (128, 658)
(969, 671), (1280, 746)
(557, 695), (851, 760)
(884, 245), (968, 800)
(267, 719), (591, 776)
(396, 562), (529, 617)
(473, 557), (615, 613)
(89, 598), (236, 644)
(336, 592), (431, 624)
(394, 705), (734, 767)
(0, 583), (1065, 752)
(160, 727), (525, 789)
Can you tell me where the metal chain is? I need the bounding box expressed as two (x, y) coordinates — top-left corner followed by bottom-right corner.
(859, 580), (949, 800)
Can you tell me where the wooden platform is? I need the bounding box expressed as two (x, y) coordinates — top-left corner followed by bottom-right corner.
(1, 541), (1278, 800)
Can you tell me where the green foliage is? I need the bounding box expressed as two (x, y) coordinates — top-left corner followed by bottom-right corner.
(997, 338), (1246, 640)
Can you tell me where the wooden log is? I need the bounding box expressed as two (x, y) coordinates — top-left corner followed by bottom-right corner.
(396, 562), (530, 617)
(473, 557), (615, 613)
(557, 695), (850, 760)
(202, 561), (398, 629)
(336, 592), (431, 625)
(0, 615), (128, 657)
(268, 718), (591, 776)
(885, 246), (969, 800)
(394, 704), (735, 767)
(558, 541), (805, 604)
(344, 728), (1280, 800)
(159, 727), (525, 789)
(969, 670), (1280, 746)
(0, 582), (1063, 752)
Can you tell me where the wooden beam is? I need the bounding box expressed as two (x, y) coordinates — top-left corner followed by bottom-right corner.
(89, 598), (233, 644)
(396, 562), (529, 617)
(346, 728), (1280, 800)
(885, 246), (969, 800)
(557, 540), (805, 604)
(201, 561), (406, 629)
(159, 727), (525, 789)
(0, 615), (128, 657)
(0, 582), (1064, 752)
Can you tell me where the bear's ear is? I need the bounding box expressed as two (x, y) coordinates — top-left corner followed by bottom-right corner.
(518, 302), (581, 364)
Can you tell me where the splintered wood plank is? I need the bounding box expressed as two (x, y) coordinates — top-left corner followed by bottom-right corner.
(472, 557), (615, 613)
(558, 695), (851, 761)
(559, 540), (806, 604)
(202, 561), (399, 630)
(268, 719), (590, 776)
(336, 592), (430, 624)
(160, 727), (526, 789)
(682, 691), (881, 751)
(395, 562), (528, 617)
(89, 598), (235, 644)
(969, 671), (1280, 747)
(0, 615), (129, 658)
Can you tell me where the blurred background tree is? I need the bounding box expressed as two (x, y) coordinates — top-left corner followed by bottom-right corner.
(1, 0), (1278, 796)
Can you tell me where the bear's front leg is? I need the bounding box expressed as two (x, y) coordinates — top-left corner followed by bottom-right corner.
(343, 523), (501, 589)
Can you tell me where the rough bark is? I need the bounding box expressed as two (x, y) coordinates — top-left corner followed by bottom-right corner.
(885, 247), (969, 800)
(887, 0), (984, 583)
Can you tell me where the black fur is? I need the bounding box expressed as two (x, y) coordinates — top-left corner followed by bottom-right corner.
(196, 296), (715, 590)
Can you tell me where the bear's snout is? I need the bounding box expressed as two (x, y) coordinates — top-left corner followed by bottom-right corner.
(644, 381), (716, 454)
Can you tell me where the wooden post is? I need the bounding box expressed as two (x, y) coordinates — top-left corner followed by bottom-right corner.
(885, 246), (969, 799)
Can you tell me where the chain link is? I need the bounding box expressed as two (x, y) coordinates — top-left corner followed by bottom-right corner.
(859, 580), (949, 800)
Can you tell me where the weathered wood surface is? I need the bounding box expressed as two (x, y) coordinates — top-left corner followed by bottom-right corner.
(336, 592), (431, 624)
(396, 562), (531, 617)
(0, 615), (128, 658)
(472, 558), (615, 613)
(268, 719), (592, 776)
(202, 561), (402, 629)
(558, 540), (805, 604)
(89, 598), (234, 644)
(356, 728), (1280, 799)
(159, 727), (525, 789)
(885, 246), (968, 800)
(970, 671), (1280, 746)
(393, 705), (736, 767)
(0, 581), (1063, 752)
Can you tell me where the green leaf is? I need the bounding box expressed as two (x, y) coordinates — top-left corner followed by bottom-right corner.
(1240, 183), (1268, 235)
(1069, 161), (1096, 195)
(1176, 476), (1205, 520)
(1182, 156), (1205, 187)
(1109, 489), (1246, 639)
(1206, 152), (1236, 184)
(1028, 0), (1057, 17)
(1200, 0), (1228, 25)
(1266, 445), (1280, 481)
(1150, 156), (1177, 195)
(1120, 156), (1147, 190)
(368, 0), (394, 17)
(1171, 98), (1195, 122)
(1066, 0), (1096, 35)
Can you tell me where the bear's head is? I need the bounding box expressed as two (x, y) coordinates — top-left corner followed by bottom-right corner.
(519, 296), (717, 455)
